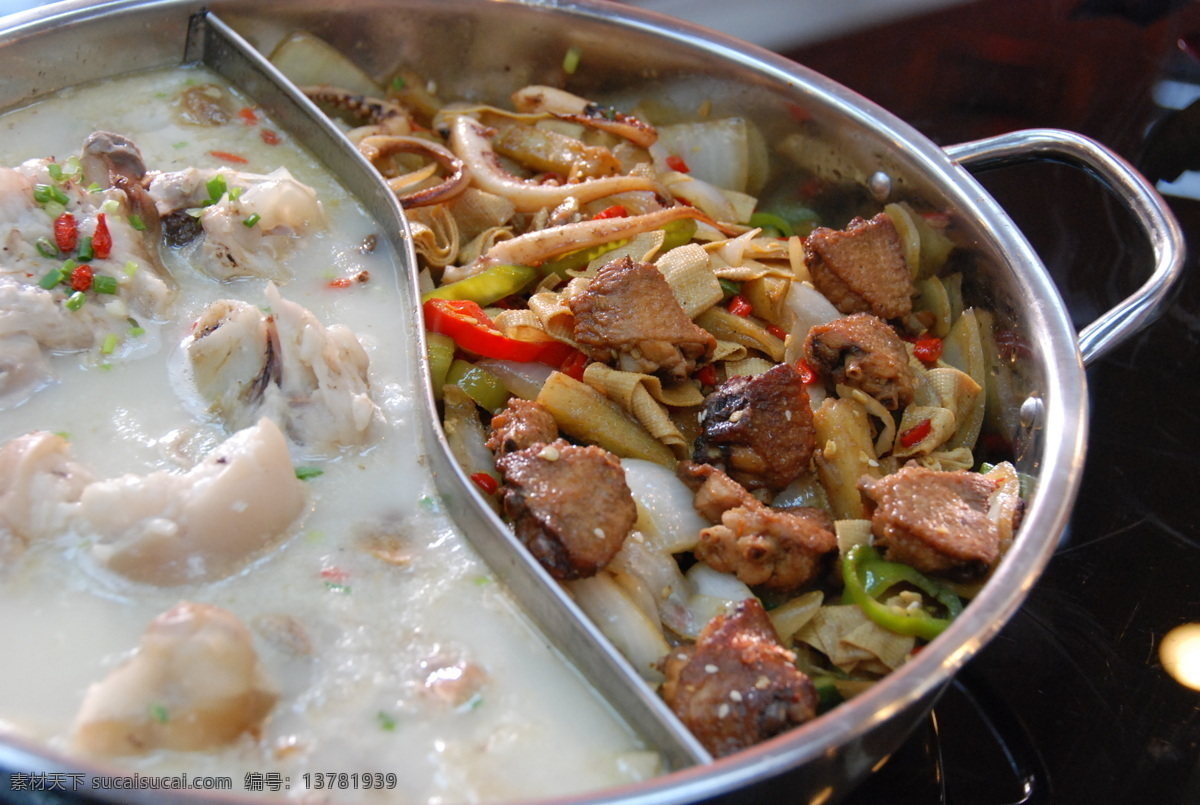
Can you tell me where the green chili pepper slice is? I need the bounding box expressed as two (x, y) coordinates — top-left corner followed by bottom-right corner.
(841, 544), (963, 641)
(445, 359), (509, 413)
(425, 331), (456, 399)
(421, 263), (538, 306)
(748, 211), (794, 238)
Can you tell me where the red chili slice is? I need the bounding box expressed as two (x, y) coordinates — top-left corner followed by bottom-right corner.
(591, 204), (628, 220)
(767, 323), (788, 340)
(470, 472), (500, 495)
(69, 264), (93, 292)
(900, 418), (933, 447)
(696, 364), (718, 387)
(795, 360), (818, 385)
(559, 349), (590, 381)
(260, 129), (280, 146)
(54, 213), (77, 253)
(423, 298), (571, 365)
(665, 154), (690, 173)
(92, 214), (112, 260)
(728, 294), (753, 317)
(912, 336), (943, 366)
(209, 150), (249, 164)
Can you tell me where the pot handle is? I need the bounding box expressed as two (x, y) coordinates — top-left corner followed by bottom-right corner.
(944, 128), (1185, 366)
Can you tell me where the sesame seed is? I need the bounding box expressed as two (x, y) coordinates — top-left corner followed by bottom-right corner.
(755, 676), (770, 690)
(705, 664), (719, 674)
(538, 445), (560, 461)
(593, 527), (606, 540)
(717, 703), (730, 718)
(785, 410), (792, 421)
(729, 409), (745, 423)
(729, 690), (743, 702)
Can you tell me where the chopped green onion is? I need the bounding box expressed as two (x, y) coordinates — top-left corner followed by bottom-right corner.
(35, 238), (57, 258)
(295, 466), (324, 481)
(127, 214), (147, 231)
(124, 261), (138, 276)
(562, 45), (582, 74)
(64, 156), (82, 177)
(86, 182), (102, 194)
(376, 711), (397, 731)
(127, 317), (145, 337)
(390, 76), (407, 91)
(172, 141), (188, 149)
(47, 163), (63, 181)
(64, 291), (86, 311)
(100, 199), (120, 214)
(206, 174), (227, 204)
(719, 278), (741, 299)
(92, 275), (119, 294)
(243, 213), (261, 228)
(228, 186), (243, 201)
(61, 258), (78, 272)
(38, 268), (65, 290)
(33, 184), (54, 204)
(42, 200), (66, 219)
(100, 333), (119, 355)
(77, 236), (94, 261)
(324, 582), (351, 594)
(148, 703), (169, 724)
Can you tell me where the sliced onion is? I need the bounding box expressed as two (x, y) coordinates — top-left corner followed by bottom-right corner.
(269, 31), (381, 97)
(654, 118), (761, 194)
(620, 458), (708, 553)
(687, 563), (755, 602)
(675, 564), (757, 639)
(474, 359), (554, 400)
(783, 281), (842, 364)
(773, 473), (830, 510)
(568, 573), (669, 681)
(658, 170), (736, 222)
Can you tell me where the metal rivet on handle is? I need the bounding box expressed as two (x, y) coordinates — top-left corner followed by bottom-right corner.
(1019, 395), (1044, 430)
(868, 171), (891, 201)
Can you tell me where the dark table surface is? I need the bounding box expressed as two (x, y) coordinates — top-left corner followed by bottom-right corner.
(785, 1), (1200, 803)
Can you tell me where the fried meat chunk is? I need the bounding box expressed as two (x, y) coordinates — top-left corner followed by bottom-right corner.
(859, 464), (1001, 580)
(805, 213), (914, 320)
(693, 363), (816, 491)
(804, 312), (916, 410)
(569, 256), (716, 381)
(495, 439), (635, 580)
(678, 462), (837, 591)
(486, 398), (559, 456)
(661, 598), (818, 757)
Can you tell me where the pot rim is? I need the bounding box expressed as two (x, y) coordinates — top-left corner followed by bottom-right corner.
(0, 0), (1089, 803)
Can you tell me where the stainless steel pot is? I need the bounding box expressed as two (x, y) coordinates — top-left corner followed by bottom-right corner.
(0, 1), (1184, 803)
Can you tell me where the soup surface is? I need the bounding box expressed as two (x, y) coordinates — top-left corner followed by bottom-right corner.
(0, 66), (655, 801)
